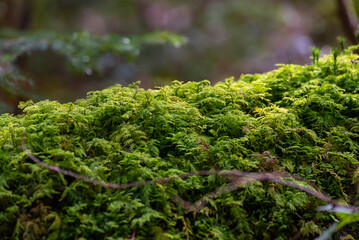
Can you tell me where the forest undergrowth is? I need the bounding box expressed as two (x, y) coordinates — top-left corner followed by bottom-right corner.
(1, 47), (359, 239)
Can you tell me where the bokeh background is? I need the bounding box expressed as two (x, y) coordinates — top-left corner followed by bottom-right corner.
(0, 0), (358, 110)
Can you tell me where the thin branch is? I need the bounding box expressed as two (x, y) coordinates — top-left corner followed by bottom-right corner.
(21, 130), (359, 213)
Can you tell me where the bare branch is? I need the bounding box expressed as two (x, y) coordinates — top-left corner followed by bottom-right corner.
(21, 130), (359, 213)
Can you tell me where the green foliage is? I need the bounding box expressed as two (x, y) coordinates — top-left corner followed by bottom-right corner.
(1, 48), (359, 239)
(0, 29), (187, 113)
(0, 30), (186, 75)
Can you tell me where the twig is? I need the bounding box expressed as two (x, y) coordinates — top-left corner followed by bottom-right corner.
(21, 130), (359, 213)
(351, 57), (359, 63)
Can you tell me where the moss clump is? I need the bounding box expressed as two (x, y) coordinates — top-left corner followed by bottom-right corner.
(1, 49), (359, 239)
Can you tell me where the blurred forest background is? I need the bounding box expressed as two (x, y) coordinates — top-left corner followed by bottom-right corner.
(0, 0), (358, 113)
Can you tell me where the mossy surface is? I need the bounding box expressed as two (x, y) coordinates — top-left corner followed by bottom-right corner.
(1, 51), (359, 239)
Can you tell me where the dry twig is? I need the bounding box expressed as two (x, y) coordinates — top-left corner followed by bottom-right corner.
(21, 130), (359, 213)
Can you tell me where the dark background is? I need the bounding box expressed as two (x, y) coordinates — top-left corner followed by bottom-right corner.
(0, 0), (357, 105)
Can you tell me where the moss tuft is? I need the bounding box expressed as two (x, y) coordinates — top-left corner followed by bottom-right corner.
(1, 50), (359, 239)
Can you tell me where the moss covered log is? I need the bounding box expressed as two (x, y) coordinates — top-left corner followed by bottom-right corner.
(1, 49), (359, 239)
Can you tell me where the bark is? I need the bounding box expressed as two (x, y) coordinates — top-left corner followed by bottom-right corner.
(336, 0), (358, 44)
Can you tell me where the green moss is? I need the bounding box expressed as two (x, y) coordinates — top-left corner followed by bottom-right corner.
(1, 49), (359, 239)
